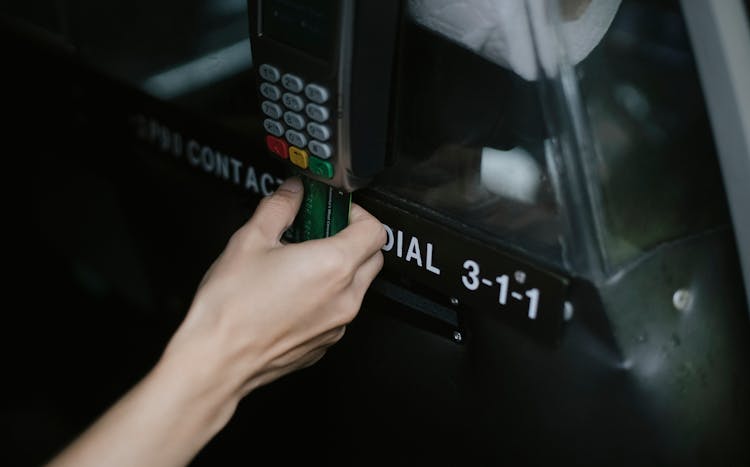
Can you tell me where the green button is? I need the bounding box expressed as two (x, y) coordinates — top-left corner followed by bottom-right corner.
(309, 156), (334, 179)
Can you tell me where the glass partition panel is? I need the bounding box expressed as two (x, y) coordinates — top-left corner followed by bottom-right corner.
(378, 0), (730, 278)
(574, 0), (728, 271)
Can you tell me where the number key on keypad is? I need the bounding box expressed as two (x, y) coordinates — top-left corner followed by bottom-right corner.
(281, 73), (304, 93)
(285, 129), (308, 148)
(305, 84), (329, 104)
(307, 122), (331, 141)
(308, 140), (332, 159)
(283, 112), (306, 130)
(306, 103), (329, 123)
(263, 119), (285, 137)
(260, 82), (281, 101)
(282, 93), (304, 112)
(261, 101), (283, 119)
(259, 64), (281, 83)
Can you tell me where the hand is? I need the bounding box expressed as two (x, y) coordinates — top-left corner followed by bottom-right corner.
(160, 176), (386, 418)
(47, 177), (385, 467)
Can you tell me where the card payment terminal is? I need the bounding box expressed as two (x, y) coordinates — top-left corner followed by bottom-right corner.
(249, 0), (402, 238)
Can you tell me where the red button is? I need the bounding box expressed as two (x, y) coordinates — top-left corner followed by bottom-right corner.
(266, 135), (289, 159)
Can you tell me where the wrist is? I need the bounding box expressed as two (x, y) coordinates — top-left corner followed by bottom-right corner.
(149, 343), (242, 443)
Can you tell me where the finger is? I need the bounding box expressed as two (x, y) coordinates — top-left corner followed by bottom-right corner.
(348, 202), (381, 226)
(331, 203), (387, 265)
(338, 251), (383, 321)
(248, 177), (303, 243)
(352, 250), (384, 293)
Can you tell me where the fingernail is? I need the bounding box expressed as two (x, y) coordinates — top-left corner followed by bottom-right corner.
(277, 176), (302, 193)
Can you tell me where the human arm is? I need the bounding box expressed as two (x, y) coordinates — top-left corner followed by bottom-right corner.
(47, 176), (386, 467)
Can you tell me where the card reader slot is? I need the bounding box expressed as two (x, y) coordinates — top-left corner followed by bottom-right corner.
(370, 277), (463, 343)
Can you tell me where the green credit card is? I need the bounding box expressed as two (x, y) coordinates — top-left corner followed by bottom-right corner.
(285, 176), (351, 242)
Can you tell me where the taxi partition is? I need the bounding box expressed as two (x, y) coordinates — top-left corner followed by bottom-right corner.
(1, 0), (749, 465)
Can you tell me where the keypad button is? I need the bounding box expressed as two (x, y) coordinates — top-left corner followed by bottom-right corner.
(265, 135), (288, 159)
(260, 82), (281, 101)
(282, 93), (305, 112)
(289, 146), (309, 169)
(263, 118), (285, 137)
(305, 103), (329, 122)
(281, 73), (304, 93)
(261, 101), (283, 119)
(309, 157), (334, 179)
(285, 129), (308, 148)
(305, 84), (330, 104)
(283, 112), (306, 130)
(258, 64), (280, 83)
(308, 140), (332, 159)
(306, 122), (331, 142)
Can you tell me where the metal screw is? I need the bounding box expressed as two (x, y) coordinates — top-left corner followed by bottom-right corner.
(564, 301), (574, 321)
(450, 297), (459, 306)
(672, 289), (693, 312)
(514, 270), (527, 284)
(452, 331), (463, 343)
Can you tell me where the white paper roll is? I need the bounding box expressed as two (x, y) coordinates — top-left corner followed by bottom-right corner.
(409, 0), (621, 80)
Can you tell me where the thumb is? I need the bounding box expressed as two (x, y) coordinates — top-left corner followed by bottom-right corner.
(249, 176), (303, 243)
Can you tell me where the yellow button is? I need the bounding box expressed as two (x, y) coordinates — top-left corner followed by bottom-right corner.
(289, 146), (309, 169)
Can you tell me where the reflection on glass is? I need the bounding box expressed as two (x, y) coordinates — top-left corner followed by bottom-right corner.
(578, 0), (727, 270)
(380, 1), (621, 269)
(379, 15), (562, 265)
(381, 0), (727, 277)
(141, 39), (251, 99)
(1, 0), (257, 129)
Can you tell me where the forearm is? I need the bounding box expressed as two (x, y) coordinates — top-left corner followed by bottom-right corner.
(45, 179), (386, 466)
(47, 353), (239, 467)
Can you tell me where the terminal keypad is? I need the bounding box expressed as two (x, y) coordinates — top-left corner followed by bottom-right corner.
(258, 63), (334, 179)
